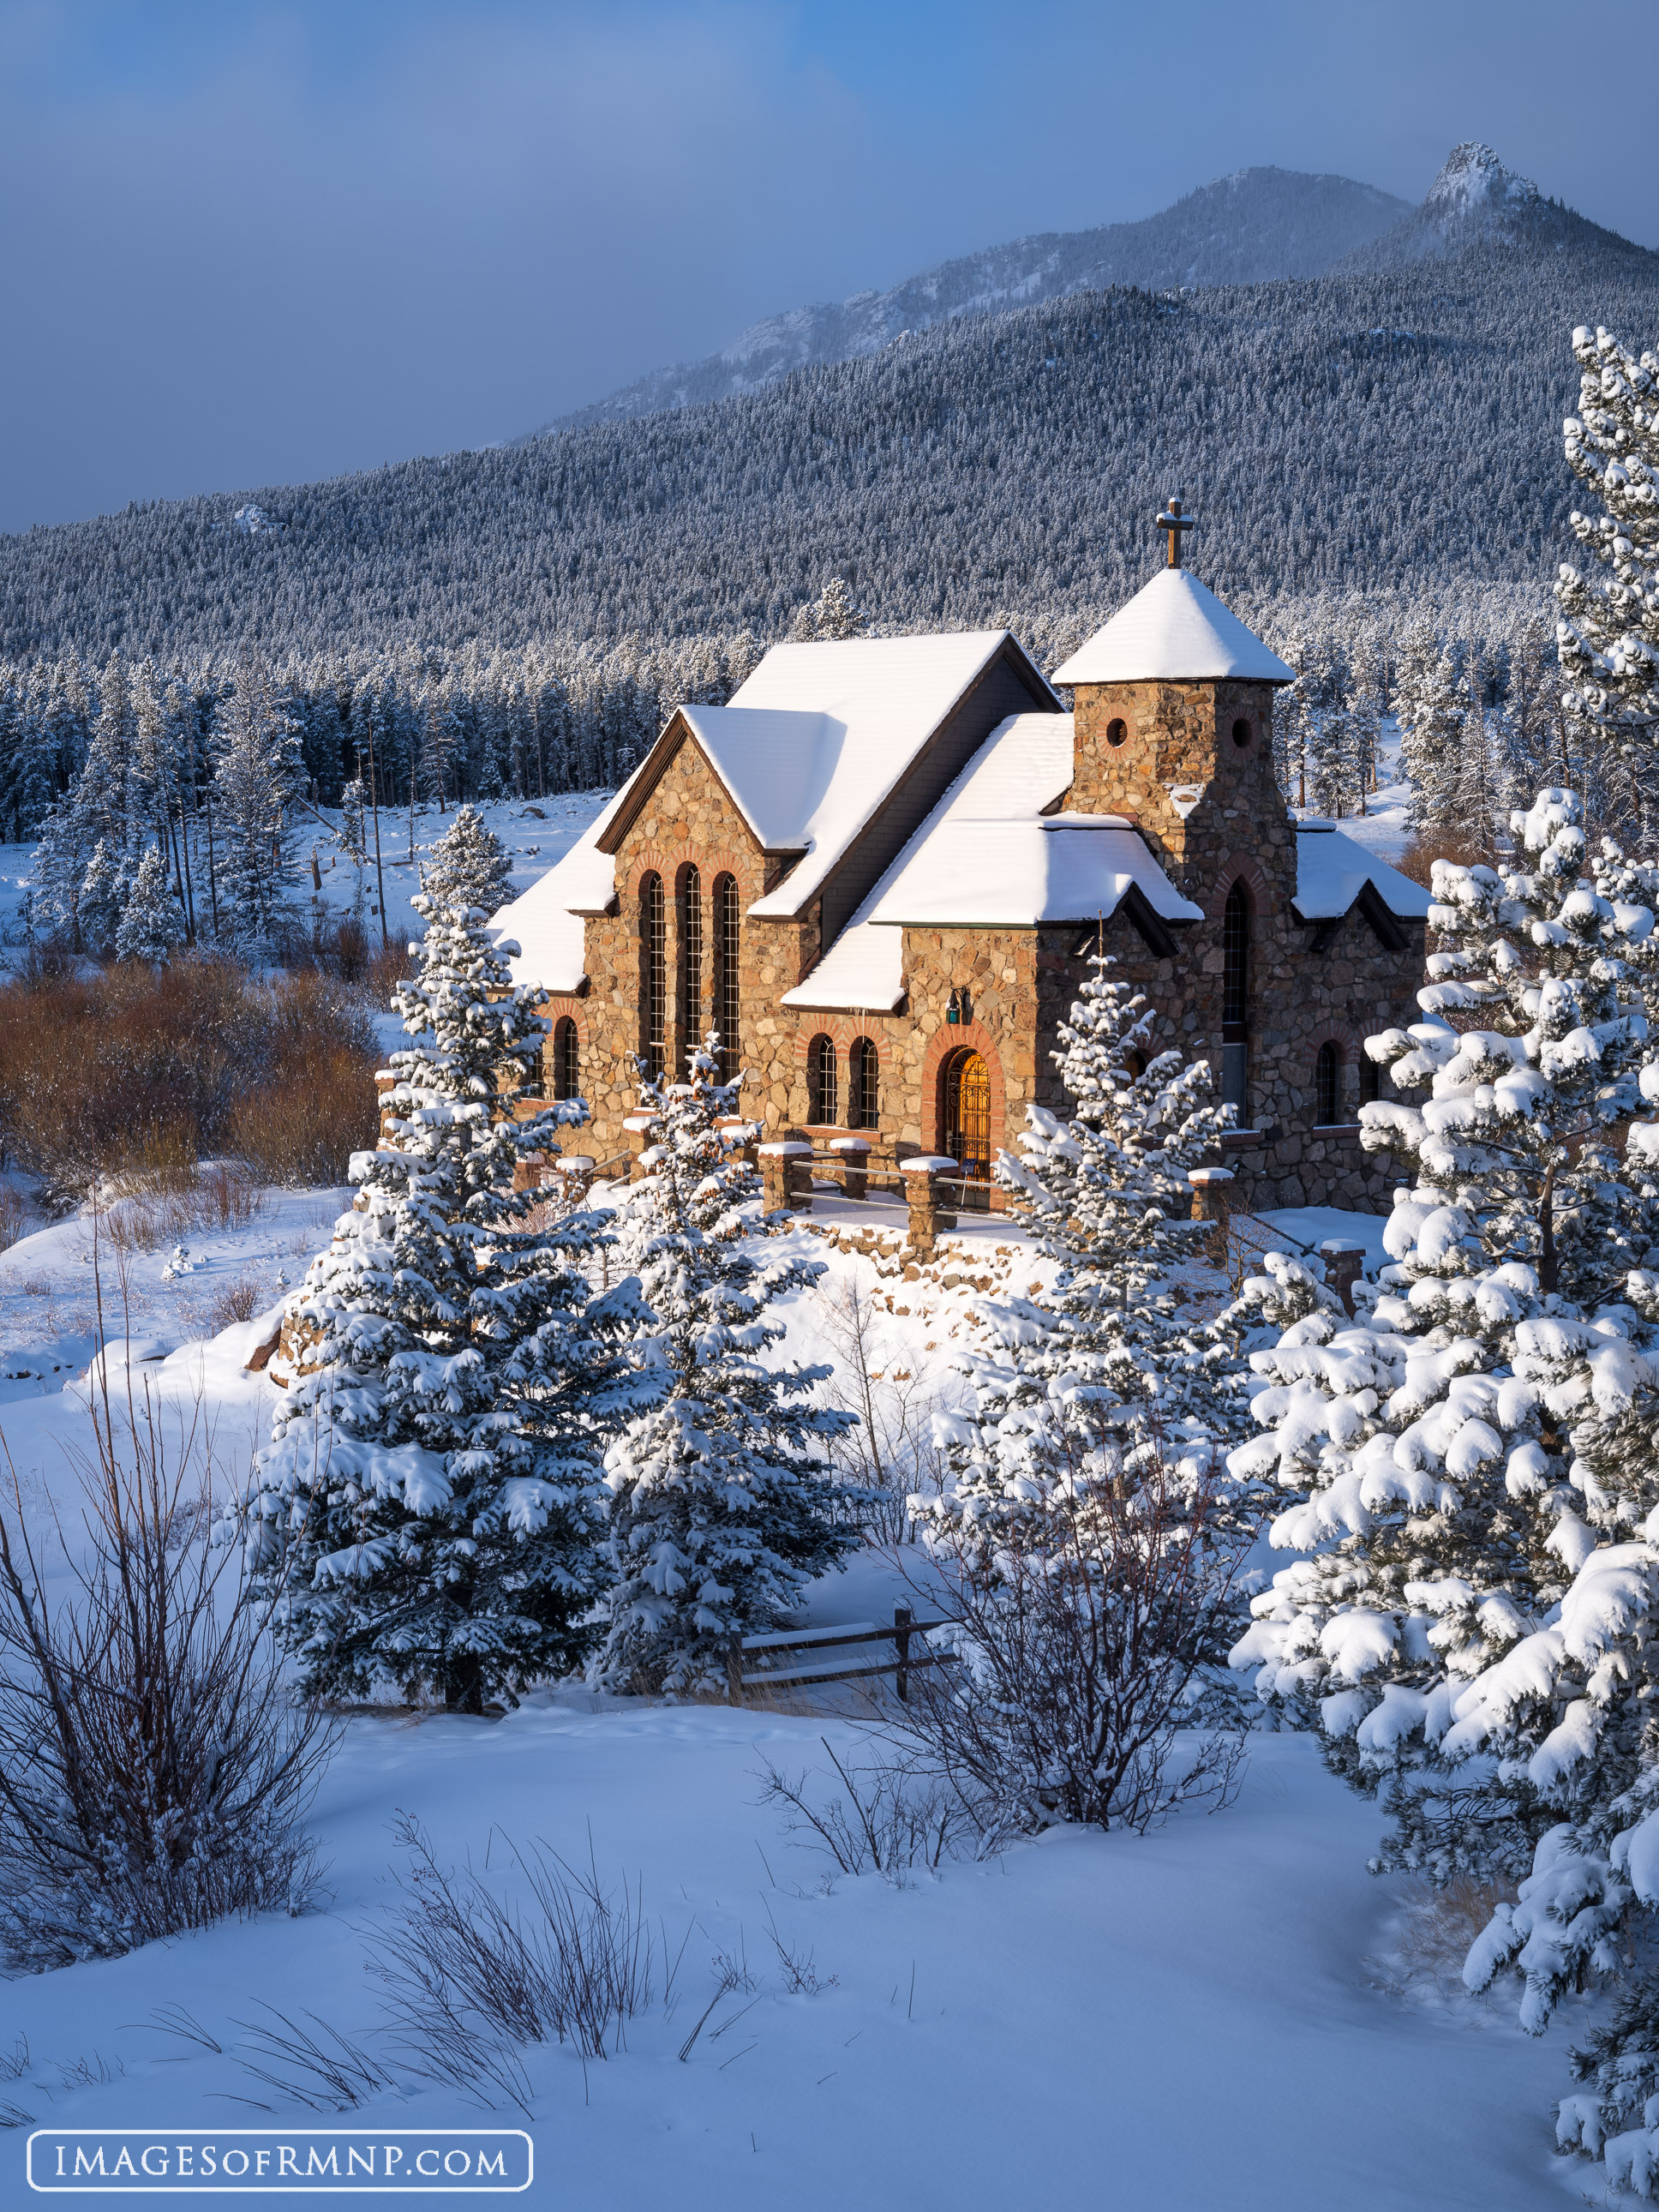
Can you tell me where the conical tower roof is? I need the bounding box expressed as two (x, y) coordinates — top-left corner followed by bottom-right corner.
(1052, 568), (1296, 686)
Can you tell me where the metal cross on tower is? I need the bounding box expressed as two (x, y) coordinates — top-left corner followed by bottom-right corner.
(1157, 495), (1195, 569)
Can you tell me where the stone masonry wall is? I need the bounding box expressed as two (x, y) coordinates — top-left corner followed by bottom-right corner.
(533, 675), (1425, 1215)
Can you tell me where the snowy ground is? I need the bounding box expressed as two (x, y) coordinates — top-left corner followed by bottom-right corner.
(0, 1184), (1609, 2212)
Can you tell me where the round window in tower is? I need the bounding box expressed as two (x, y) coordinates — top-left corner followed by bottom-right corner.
(1231, 716), (1252, 749)
(1106, 717), (1128, 748)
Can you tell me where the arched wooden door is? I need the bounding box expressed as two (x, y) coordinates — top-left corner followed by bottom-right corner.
(941, 1047), (991, 1208)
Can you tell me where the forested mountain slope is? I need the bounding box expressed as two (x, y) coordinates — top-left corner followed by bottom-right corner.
(537, 165), (1411, 435)
(3, 232), (1656, 668)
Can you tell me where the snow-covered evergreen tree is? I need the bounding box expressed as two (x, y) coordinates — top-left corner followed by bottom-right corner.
(337, 775), (367, 918)
(211, 654), (297, 952)
(422, 803), (514, 919)
(114, 843), (185, 965)
(1556, 325), (1659, 835)
(933, 955), (1244, 1541)
(76, 837), (125, 958)
(246, 892), (643, 1711)
(1397, 626), (1469, 837)
(1231, 788), (1659, 1880)
(594, 1041), (855, 1696)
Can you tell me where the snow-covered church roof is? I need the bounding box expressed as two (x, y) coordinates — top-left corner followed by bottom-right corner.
(490, 630), (1055, 990)
(1051, 569), (1296, 687)
(1293, 822), (1431, 925)
(782, 713), (1201, 1013)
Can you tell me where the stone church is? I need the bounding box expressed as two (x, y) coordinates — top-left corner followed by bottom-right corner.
(496, 513), (1428, 1212)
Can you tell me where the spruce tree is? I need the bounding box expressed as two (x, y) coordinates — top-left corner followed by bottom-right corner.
(594, 1041), (855, 1697)
(1231, 788), (1659, 1881)
(212, 654), (297, 952)
(422, 803), (514, 918)
(77, 838), (125, 958)
(1557, 325), (1659, 833)
(937, 954), (1243, 1540)
(247, 891), (644, 1711)
(1397, 627), (1468, 836)
(114, 844), (185, 965)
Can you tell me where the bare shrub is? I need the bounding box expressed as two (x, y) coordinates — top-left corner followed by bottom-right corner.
(362, 1814), (669, 2101)
(226, 1045), (378, 1185)
(97, 1164), (269, 1256)
(0, 1345), (335, 1969)
(0, 962), (380, 1201)
(364, 942), (415, 1004)
(1395, 830), (1500, 890)
(816, 1276), (948, 1542)
(761, 1904), (836, 1994)
(230, 2005), (398, 2113)
(756, 1735), (1008, 1877)
(0, 1189), (26, 1252)
(1368, 1874), (1521, 2004)
(895, 1451), (1249, 1835)
(204, 1276), (267, 1330)
(195, 1163), (268, 1230)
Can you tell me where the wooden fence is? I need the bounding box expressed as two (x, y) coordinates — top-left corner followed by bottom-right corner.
(728, 1605), (955, 1703)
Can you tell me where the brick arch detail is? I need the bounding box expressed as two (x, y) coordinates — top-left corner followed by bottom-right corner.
(1304, 1018), (1363, 1070)
(626, 843), (756, 904)
(919, 1019), (1008, 1162)
(542, 996), (592, 1053)
(1209, 852), (1274, 920)
(791, 1020), (897, 1066)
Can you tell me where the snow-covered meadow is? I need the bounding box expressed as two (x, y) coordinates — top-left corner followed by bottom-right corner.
(0, 1172), (1599, 2212)
(0, 743), (1617, 2209)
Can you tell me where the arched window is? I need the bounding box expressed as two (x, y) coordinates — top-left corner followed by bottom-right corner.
(941, 1046), (991, 1211)
(1106, 717), (1128, 747)
(1221, 879), (1251, 1121)
(1315, 1040), (1341, 1126)
(640, 871), (665, 1082)
(807, 1034), (837, 1126)
(680, 865), (702, 1051)
(552, 1016), (579, 1102)
(712, 872), (740, 1083)
(1359, 1051), (1381, 1107)
(849, 1037), (879, 1130)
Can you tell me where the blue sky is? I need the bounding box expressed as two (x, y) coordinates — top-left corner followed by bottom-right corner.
(2, 0), (1651, 536)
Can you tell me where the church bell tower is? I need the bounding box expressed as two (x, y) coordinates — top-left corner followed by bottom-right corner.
(1051, 497), (1297, 902)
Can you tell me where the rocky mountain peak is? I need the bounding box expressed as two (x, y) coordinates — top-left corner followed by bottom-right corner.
(1423, 142), (1542, 217)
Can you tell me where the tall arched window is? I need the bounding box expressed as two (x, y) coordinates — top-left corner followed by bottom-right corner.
(551, 1016), (579, 1101)
(713, 872), (740, 1083)
(849, 1037), (879, 1130)
(807, 1034), (837, 1126)
(640, 871), (665, 1082)
(1315, 1040), (1341, 1126)
(680, 865), (703, 1052)
(1221, 878), (1251, 1121)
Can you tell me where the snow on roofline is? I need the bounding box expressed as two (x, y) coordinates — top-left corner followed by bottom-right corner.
(1052, 569), (1296, 686)
(869, 818), (1202, 928)
(488, 787), (627, 992)
(783, 711), (1198, 1010)
(734, 632), (1060, 920)
(1293, 821), (1431, 921)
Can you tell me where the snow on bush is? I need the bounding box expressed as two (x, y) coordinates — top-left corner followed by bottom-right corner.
(895, 956), (1255, 1833)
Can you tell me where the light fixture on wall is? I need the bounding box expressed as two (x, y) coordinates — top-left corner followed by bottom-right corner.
(945, 986), (971, 1026)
